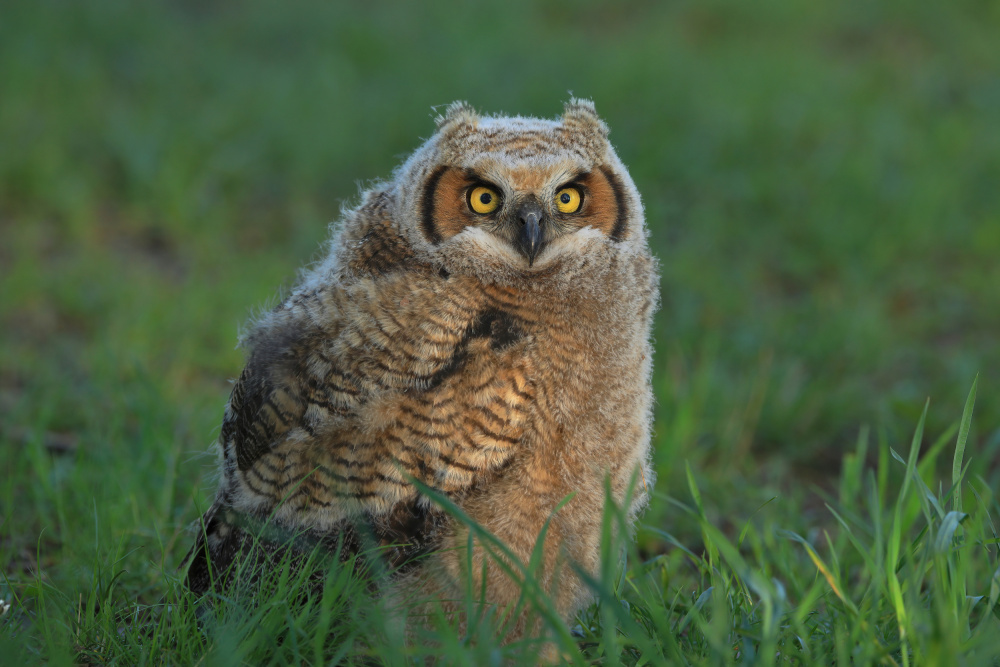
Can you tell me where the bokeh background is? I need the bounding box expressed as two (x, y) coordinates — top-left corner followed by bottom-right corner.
(2, 0), (998, 592)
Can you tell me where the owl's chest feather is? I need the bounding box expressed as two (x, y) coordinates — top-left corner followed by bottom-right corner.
(477, 270), (651, 434)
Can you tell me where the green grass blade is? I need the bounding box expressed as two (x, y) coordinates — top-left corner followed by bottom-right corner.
(952, 375), (978, 513)
(932, 511), (967, 555)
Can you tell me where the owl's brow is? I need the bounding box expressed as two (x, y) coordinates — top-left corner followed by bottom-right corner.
(463, 167), (592, 193)
(458, 168), (481, 182)
(556, 172), (590, 191)
(459, 168), (500, 189)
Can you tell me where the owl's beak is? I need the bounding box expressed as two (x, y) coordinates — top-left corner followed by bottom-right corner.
(516, 202), (545, 267)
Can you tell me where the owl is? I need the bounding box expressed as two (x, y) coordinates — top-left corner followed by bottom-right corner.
(184, 99), (658, 644)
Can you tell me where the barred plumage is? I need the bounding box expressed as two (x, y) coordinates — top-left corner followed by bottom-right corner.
(184, 99), (658, 644)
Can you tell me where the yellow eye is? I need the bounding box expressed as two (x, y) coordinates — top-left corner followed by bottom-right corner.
(555, 187), (583, 213)
(468, 186), (500, 214)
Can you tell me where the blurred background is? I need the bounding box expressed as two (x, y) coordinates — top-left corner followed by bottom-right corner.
(2, 0), (998, 583)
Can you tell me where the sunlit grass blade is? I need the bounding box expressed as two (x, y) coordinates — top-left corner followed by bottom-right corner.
(952, 375), (978, 513)
(782, 530), (857, 616)
(885, 398), (928, 667)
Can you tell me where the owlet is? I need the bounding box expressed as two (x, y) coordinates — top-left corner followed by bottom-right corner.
(184, 99), (658, 644)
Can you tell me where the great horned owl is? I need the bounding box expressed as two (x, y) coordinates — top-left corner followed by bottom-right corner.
(184, 100), (658, 642)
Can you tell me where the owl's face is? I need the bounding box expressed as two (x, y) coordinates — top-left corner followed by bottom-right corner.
(422, 159), (628, 267)
(393, 100), (644, 277)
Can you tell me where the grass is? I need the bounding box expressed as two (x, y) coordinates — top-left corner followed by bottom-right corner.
(3, 386), (997, 664)
(2, 0), (999, 663)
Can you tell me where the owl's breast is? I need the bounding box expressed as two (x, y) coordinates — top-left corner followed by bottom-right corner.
(478, 254), (655, 453)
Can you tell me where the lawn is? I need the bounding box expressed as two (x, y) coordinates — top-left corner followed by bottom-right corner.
(2, 0), (999, 664)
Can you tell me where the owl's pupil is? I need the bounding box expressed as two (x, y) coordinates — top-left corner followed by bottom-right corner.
(479, 192), (492, 205)
(560, 193), (571, 204)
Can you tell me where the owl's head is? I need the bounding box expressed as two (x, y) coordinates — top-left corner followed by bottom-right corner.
(389, 100), (645, 282)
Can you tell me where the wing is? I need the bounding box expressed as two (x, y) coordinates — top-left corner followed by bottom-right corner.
(214, 220), (535, 537)
(186, 216), (535, 591)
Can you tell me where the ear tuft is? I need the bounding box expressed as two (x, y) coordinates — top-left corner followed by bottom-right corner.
(562, 98), (608, 136)
(435, 101), (479, 130)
